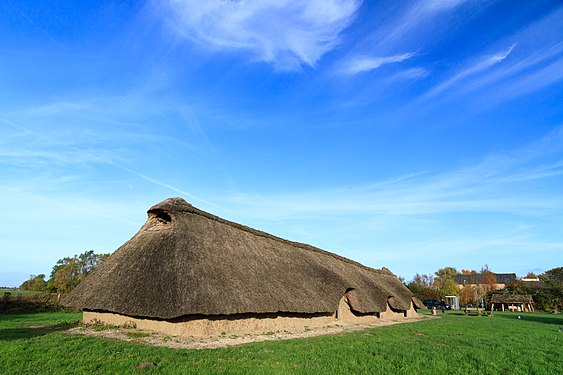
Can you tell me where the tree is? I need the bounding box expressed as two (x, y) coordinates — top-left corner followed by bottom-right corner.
(434, 267), (459, 297)
(481, 266), (497, 294)
(440, 278), (460, 297)
(460, 285), (477, 306)
(435, 267), (457, 280)
(461, 269), (477, 275)
(407, 273), (441, 300)
(19, 274), (47, 292)
(542, 267), (563, 284)
(469, 265), (497, 307)
(32, 275), (47, 291)
(48, 250), (109, 293)
(538, 267), (563, 311)
(407, 266), (464, 301)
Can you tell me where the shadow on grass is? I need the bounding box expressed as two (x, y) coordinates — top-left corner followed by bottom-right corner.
(492, 313), (563, 326)
(0, 321), (79, 341)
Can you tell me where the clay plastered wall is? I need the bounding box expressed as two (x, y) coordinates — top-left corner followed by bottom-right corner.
(84, 302), (418, 337)
(84, 311), (336, 337)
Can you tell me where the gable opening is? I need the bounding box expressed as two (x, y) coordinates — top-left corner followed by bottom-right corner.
(148, 209), (172, 224)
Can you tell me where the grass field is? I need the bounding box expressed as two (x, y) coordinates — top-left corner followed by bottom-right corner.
(1, 310), (562, 374)
(1, 289), (43, 296)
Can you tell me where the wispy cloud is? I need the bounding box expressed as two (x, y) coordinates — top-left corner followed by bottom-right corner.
(9, 2), (66, 48)
(493, 57), (563, 101)
(377, 0), (469, 49)
(415, 8), (563, 107)
(219, 124), (563, 220)
(387, 67), (430, 81)
(161, 0), (362, 71)
(133, 172), (228, 211)
(422, 44), (516, 99)
(338, 52), (415, 75)
(1, 98), (223, 209)
(458, 42), (563, 96)
(208, 125), (563, 277)
(0, 117), (130, 167)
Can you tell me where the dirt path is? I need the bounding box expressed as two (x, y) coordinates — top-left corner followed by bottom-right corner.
(65, 316), (429, 349)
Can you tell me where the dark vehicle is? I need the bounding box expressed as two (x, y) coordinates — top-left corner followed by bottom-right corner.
(422, 299), (451, 310)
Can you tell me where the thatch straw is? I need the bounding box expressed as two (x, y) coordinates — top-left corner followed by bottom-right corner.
(64, 198), (419, 319)
(490, 294), (533, 304)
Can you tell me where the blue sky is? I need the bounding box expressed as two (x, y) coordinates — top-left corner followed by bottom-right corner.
(1, 0), (562, 287)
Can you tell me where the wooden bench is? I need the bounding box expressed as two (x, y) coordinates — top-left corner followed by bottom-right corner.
(463, 307), (484, 316)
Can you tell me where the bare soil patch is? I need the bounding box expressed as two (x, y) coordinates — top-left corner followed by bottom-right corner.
(65, 316), (428, 349)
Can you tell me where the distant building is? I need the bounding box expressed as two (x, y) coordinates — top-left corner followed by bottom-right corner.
(454, 273), (516, 290)
(518, 277), (545, 288)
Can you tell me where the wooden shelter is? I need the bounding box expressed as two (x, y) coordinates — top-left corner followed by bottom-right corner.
(64, 198), (423, 336)
(490, 294), (534, 312)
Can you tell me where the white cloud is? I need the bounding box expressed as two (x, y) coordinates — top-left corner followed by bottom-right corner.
(424, 0), (467, 12)
(493, 57), (563, 101)
(162, 0), (362, 71)
(378, 0), (468, 49)
(458, 42), (563, 97)
(415, 8), (563, 106)
(339, 52), (414, 75)
(389, 67), (430, 80)
(134, 172), (228, 211)
(205, 125), (563, 279)
(422, 44), (516, 99)
(218, 124), (563, 220)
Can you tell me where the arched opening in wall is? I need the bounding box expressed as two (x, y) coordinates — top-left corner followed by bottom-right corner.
(335, 288), (378, 324)
(380, 296), (407, 320)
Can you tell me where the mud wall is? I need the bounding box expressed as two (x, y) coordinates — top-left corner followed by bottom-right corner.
(84, 299), (418, 337)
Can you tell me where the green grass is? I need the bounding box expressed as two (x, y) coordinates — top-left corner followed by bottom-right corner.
(1, 289), (43, 296)
(1, 310), (562, 374)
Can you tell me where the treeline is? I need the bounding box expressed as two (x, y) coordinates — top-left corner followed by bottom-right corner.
(406, 266), (496, 305)
(406, 265), (563, 311)
(19, 250), (109, 294)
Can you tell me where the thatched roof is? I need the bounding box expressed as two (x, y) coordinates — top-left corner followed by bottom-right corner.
(64, 198), (420, 320)
(490, 294), (533, 304)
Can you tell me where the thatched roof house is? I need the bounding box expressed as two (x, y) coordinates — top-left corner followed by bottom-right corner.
(64, 198), (422, 336)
